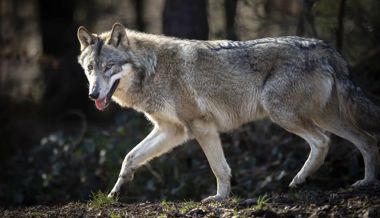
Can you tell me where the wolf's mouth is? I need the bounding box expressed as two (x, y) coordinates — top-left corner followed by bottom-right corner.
(94, 79), (120, 111)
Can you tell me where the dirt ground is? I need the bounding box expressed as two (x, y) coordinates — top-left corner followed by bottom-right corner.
(2, 184), (380, 218)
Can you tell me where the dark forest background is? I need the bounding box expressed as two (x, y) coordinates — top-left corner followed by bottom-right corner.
(1, 0), (380, 206)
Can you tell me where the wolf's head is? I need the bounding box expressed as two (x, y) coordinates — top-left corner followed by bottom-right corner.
(77, 23), (137, 111)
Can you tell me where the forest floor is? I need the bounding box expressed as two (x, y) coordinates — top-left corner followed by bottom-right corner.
(2, 185), (380, 218)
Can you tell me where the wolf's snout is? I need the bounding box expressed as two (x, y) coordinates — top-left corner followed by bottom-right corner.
(89, 91), (99, 100)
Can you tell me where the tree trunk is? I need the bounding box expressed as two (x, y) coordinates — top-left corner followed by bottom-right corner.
(336, 0), (346, 51)
(163, 0), (209, 40)
(134, 0), (145, 31)
(225, 0), (237, 40)
(0, 0), (44, 102)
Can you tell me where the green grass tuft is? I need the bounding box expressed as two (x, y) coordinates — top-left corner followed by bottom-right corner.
(110, 213), (122, 218)
(179, 200), (199, 213)
(230, 196), (243, 204)
(255, 195), (270, 210)
(160, 199), (175, 212)
(88, 190), (118, 208)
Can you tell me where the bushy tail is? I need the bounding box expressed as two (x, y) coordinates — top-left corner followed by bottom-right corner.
(335, 73), (380, 133)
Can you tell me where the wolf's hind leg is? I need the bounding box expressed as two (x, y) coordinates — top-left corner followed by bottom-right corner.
(191, 120), (231, 203)
(317, 119), (380, 187)
(267, 114), (330, 187)
(288, 126), (330, 187)
(108, 123), (188, 198)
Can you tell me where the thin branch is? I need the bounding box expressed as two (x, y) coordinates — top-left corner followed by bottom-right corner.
(58, 109), (88, 152)
(145, 163), (164, 184)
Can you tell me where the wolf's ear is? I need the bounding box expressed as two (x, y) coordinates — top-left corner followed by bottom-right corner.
(77, 26), (95, 51)
(108, 23), (128, 47)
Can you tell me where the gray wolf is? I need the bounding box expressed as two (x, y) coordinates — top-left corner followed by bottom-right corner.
(77, 23), (380, 202)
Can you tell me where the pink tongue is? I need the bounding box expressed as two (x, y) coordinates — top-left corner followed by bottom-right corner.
(95, 98), (107, 111)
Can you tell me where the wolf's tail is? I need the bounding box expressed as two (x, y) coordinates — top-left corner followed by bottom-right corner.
(335, 73), (380, 133)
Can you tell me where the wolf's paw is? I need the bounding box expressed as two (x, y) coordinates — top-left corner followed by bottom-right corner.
(107, 190), (119, 199)
(201, 195), (227, 203)
(289, 176), (306, 188)
(351, 179), (377, 188)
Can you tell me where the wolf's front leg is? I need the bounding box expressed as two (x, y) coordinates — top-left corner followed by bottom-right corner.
(192, 120), (231, 203)
(108, 124), (188, 198)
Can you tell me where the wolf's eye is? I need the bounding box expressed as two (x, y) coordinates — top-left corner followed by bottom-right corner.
(105, 64), (113, 71)
(87, 64), (93, 71)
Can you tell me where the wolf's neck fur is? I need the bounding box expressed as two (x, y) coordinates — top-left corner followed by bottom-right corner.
(110, 30), (175, 114)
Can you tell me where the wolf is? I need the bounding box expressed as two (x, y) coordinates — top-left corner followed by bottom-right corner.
(77, 23), (380, 202)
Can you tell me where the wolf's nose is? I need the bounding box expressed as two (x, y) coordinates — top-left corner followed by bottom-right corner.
(89, 92), (99, 100)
